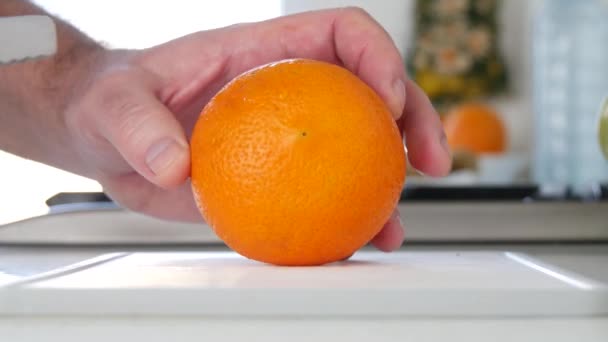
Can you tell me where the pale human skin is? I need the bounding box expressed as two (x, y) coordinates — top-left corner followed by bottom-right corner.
(0, 1), (451, 252)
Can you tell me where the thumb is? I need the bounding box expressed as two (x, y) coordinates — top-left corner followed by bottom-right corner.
(95, 82), (190, 188)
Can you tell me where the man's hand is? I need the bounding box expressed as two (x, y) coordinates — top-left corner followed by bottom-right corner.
(1, 6), (452, 252)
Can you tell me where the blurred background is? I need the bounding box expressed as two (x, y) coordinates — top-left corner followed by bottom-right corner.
(1, 0), (607, 224)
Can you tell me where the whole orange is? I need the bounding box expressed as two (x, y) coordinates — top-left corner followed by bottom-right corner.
(443, 103), (507, 154)
(190, 59), (406, 266)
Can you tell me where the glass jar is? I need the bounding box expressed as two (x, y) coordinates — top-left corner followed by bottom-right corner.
(532, 0), (608, 197)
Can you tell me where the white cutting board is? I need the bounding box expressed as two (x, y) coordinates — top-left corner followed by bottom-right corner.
(1, 251), (606, 317)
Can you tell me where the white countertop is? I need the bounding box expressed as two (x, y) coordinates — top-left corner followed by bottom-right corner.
(1, 249), (606, 317)
(1, 203), (607, 341)
(0, 244), (607, 341)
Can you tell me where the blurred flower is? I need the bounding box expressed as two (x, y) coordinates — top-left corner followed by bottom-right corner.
(418, 33), (436, 52)
(415, 71), (443, 98)
(435, 46), (473, 75)
(434, 0), (469, 17)
(467, 27), (491, 58)
(427, 20), (468, 48)
(409, 0), (507, 103)
(445, 19), (469, 41)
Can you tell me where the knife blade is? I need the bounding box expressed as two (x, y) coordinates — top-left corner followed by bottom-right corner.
(0, 15), (57, 65)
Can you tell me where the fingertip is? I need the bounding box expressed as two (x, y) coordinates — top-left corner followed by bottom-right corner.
(387, 78), (406, 120)
(430, 127), (453, 176)
(407, 131), (452, 178)
(438, 129), (453, 174)
(371, 211), (405, 252)
(403, 80), (452, 177)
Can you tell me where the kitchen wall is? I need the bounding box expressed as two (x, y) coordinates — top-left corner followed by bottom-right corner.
(282, 0), (539, 154)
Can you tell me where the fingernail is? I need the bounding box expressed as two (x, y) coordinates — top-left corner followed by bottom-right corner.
(396, 213), (404, 229)
(146, 138), (187, 176)
(439, 130), (451, 157)
(396, 212), (406, 245)
(415, 168), (428, 177)
(390, 79), (406, 120)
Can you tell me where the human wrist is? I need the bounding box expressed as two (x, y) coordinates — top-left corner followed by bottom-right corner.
(29, 43), (106, 173)
(0, 17), (105, 174)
